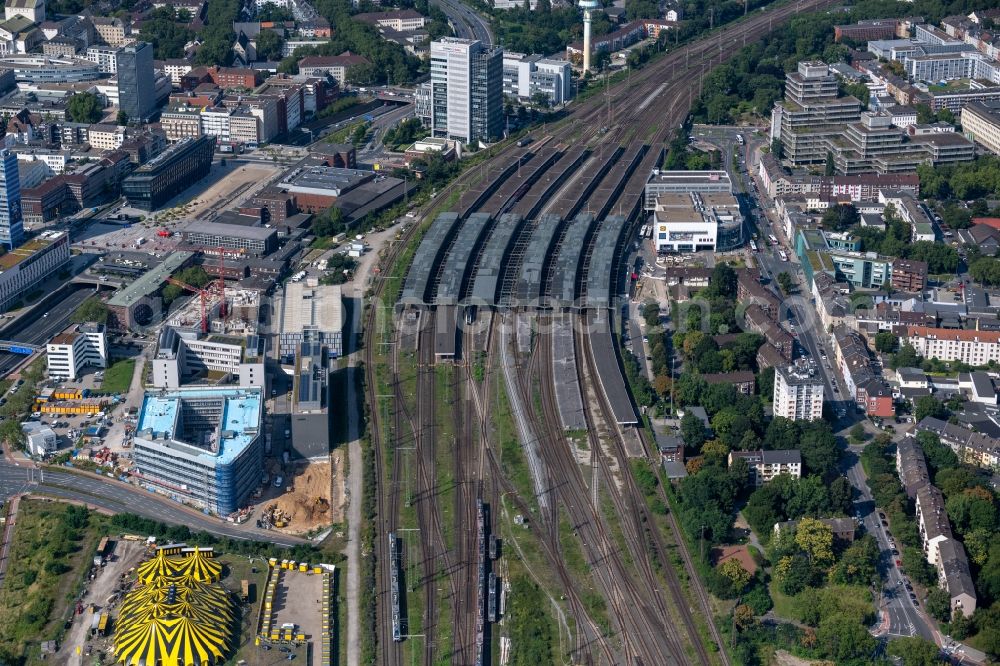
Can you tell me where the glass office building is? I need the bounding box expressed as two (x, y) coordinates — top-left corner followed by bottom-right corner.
(122, 136), (215, 210)
(0, 149), (23, 249)
(116, 42), (156, 123)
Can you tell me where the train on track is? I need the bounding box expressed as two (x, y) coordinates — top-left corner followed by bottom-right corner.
(388, 532), (406, 642)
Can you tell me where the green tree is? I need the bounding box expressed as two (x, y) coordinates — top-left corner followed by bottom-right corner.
(776, 271), (794, 295)
(821, 204), (860, 232)
(914, 395), (948, 422)
(890, 343), (922, 370)
(680, 412), (707, 449)
(255, 29), (285, 62)
(888, 636), (944, 666)
(874, 331), (899, 353)
(816, 612), (876, 661)
(312, 206), (346, 238)
(0, 419), (25, 450)
(850, 423), (867, 443)
(70, 297), (109, 324)
(719, 558), (751, 593)
(969, 257), (1000, 286)
(116, 110), (129, 126)
(795, 517), (834, 566)
(66, 92), (103, 123)
(925, 587), (952, 623)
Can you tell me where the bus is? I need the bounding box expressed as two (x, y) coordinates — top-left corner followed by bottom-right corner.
(639, 224), (648, 240)
(768, 234), (779, 246)
(749, 239), (758, 252)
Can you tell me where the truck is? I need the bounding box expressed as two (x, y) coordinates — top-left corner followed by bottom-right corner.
(240, 579), (250, 602)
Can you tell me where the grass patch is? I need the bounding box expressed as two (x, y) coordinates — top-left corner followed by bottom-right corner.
(98, 358), (135, 395)
(493, 375), (537, 513)
(768, 580), (874, 627)
(0, 500), (110, 660)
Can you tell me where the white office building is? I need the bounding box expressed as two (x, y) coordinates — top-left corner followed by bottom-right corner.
(46, 323), (108, 381)
(502, 52), (573, 105)
(773, 363), (825, 421)
(152, 326), (265, 389)
(85, 46), (120, 74)
(22, 421), (57, 457)
(430, 38), (503, 144)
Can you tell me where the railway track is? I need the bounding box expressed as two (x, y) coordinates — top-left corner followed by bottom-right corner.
(364, 1), (843, 663)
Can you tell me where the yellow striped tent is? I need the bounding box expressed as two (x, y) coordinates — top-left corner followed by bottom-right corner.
(115, 551), (233, 666)
(176, 548), (223, 583)
(136, 551), (184, 584)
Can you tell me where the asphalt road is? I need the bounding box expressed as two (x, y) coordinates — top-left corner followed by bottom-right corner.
(0, 461), (306, 547)
(740, 140), (939, 641)
(0, 286), (97, 376)
(432, 0), (493, 43)
(844, 447), (935, 640)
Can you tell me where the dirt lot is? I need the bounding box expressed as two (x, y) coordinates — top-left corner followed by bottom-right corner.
(774, 650), (835, 666)
(268, 460), (333, 535)
(60, 539), (147, 666)
(185, 163), (282, 220)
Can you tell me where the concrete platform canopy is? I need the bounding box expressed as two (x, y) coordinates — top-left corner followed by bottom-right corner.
(436, 212), (493, 306)
(585, 215), (628, 310)
(549, 213), (596, 308)
(469, 213), (526, 306)
(516, 214), (562, 306)
(401, 212), (461, 305)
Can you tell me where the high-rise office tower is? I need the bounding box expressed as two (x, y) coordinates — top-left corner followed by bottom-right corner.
(0, 150), (23, 249)
(430, 38), (502, 145)
(116, 41), (156, 123)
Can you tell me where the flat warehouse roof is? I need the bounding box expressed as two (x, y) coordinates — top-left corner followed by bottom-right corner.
(281, 282), (343, 334)
(108, 251), (194, 307)
(184, 222), (277, 241)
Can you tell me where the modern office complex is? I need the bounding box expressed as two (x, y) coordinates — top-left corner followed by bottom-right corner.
(644, 171), (744, 252)
(429, 38), (502, 144)
(181, 222), (277, 256)
(0, 149), (22, 249)
(773, 363), (825, 421)
(46, 323), (108, 381)
(152, 326), (266, 389)
(122, 136), (215, 210)
(771, 60), (974, 172)
(133, 387), (264, 516)
(278, 282), (343, 360)
(502, 52), (573, 105)
(116, 42), (156, 123)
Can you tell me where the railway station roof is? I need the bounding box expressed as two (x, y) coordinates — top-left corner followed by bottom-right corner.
(585, 216), (627, 309)
(436, 212), (492, 306)
(469, 213), (525, 305)
(589, 314), (638, 426)
(549, 213), (595, 307)
(552, 315), (586, 431)
(401, 212), (461, 304)
(516, 214), (562, 305)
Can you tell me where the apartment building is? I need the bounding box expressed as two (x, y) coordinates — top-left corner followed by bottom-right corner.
(916, 484), (953, 566)
(891, 258), (929, 291)
(896, 325), (1000, 365)
(160, 105), (202, 142)
(46, 323), (108, 380)
(92, 17), (129, 47)
(961, 100), (1000, 155)
(773, 363), (825, 420)
(727, 449), (802, 486)
(85, 46), (119, 74)
(896, 435), (932, 498)
(833, 325), (895, 417)
(87, 123), (125, 150)
(916, 416), (1000, 471)
(937, 540), (978, 616)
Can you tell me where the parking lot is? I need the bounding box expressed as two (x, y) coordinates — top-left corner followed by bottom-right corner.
(266, 568), (329, 666)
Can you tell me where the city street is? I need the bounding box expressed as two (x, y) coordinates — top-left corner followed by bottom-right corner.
(0, 461), (306, 547)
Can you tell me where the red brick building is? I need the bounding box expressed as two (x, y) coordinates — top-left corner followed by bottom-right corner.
(211, 67), (261, 89)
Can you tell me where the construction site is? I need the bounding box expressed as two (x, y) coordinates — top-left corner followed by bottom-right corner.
(257, 460), (334, 536)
